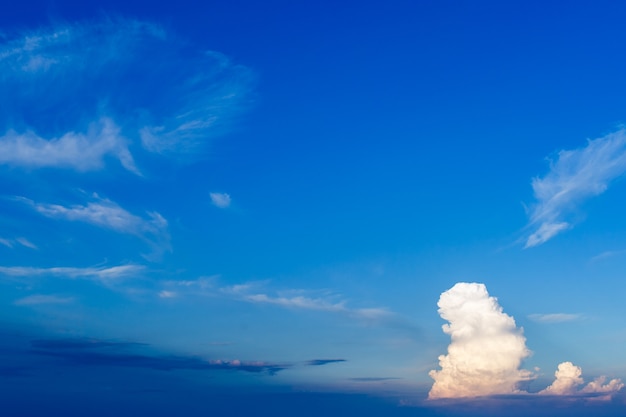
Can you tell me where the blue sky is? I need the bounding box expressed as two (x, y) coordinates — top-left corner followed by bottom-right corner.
(3, 1), (626, 415)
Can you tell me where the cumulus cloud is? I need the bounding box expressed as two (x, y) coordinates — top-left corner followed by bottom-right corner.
(428, 282), (533, 399)
(525, 129), (626, 248)
(210, 192), (232, 208)
(540, 362), (623, 396)
(20, 195), (170, 256)
(0, 18), (253, 171)
(429, 283), (623, 400)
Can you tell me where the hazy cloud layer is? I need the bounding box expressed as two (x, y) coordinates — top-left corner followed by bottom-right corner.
(30, 337), (286, 375)
(0, 19), (253, 171)
(525, 129), (626, 248)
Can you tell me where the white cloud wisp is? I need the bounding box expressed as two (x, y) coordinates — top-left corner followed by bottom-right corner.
(21, 195), (170, 256)
(0, 117), (138, 174)
(525, 128), (626, 248)
(0, 19), (254, 172)
(0, 264), (144, 284)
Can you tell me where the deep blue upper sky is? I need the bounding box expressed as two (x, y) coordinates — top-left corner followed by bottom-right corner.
(3, 1), (626, 415)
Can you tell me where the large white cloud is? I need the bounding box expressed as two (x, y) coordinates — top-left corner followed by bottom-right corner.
(429, 282), (624, 400)
(428, 282), (532, 399)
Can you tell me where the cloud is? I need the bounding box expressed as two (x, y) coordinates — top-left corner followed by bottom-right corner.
(30, 337), (287, 375)
(21, 195), (170, 256)
(15, 237), (37, 249)
(428, 282), (533, 399)
(210, 192), (231, 208)
(14, 294), (74, 306)
(528, 313), (581, 323)
(0, 118), (138, 174)
(349, 377), (401, 382)
(306, 359), (347, 366)
(429, 283), (623, 400)
(222, 283), (395, 323)
(0, 264), (144, 283)
(540, 362), (623, 396)
(525, 128), (626, 248)
(0, 237), (37, 249)
(0, 18), (253, 171)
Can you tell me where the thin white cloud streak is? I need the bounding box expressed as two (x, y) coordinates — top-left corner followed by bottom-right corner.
(221, 283), (394, 322)
(428, 283), (533, 399)
(525, 128), (626, 248)
(21, 195), (170, 256)
(15, 237), (37, 249)
(0, 118), (138, 174)
(0, 264), (144, 283)
(540, 362), (623, 396)
(0, 237), (37, 249)
(0, 19), (253, 168)
(590, 249), (626, 262)
(210, 192), (231, 208)
(163, 278), (395, 323)
(528, 313), (581, 323)
(14, 294), (74, 306)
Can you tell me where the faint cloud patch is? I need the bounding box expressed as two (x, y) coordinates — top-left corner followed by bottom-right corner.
(210, 192), (231, 208)
(0, 264), (144, 284)
(14, 294), (74, 306)
(528, 313), (582, 323)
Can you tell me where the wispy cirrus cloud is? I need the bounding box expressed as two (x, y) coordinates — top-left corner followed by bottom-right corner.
(0, 264), (144, 283)
(0, 237), (37, 249)
(19, 195), (170, 256)
(0, 18), (253, 172)
(14, 294), (74, 306)
(524, 128), (626, 248)
(528, 313), (582, 323)
(221, 282), (395, 323)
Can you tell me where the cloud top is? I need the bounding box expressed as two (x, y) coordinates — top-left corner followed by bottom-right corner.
(525, 129), (626, 248)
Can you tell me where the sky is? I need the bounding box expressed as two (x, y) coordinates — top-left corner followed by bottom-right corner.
(3, 1), (626, 416)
